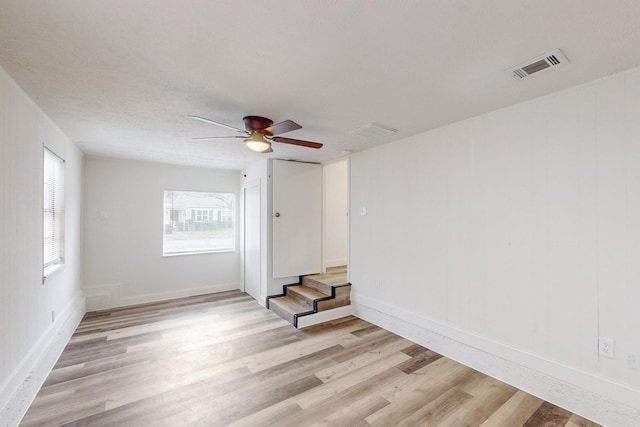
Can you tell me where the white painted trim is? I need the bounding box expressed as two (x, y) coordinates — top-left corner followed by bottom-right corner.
(0, 292), (85, 427)
(84, 282), (240, 311)
(297, 305), (354, 328)
(352, 294), (640, 427)
(256, 295), (267, 308)
(324, 258), (348, 268)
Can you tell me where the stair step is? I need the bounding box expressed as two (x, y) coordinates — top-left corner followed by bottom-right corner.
(287, 285), (326, 309)
(269, 296), (311, 325)
(306, 271), (348, 287)
(301, 277), (334, 295)
(296, 305), (355, 328)
(268, 267), (351, 328)
(317, 291), (351, 311)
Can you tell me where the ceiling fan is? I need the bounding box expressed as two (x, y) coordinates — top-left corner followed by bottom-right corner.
(189, 115), (323, 153)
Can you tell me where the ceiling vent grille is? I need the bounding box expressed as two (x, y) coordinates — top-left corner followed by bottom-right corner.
(506, 49), (569, 79)
(353, 123), (398, 138)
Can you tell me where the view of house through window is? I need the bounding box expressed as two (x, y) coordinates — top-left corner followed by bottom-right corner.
(43, 147), (65, 271)
(163, 190), (235, 255)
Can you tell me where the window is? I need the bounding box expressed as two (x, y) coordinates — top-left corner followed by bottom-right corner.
(193, 209), (211, 222)
(43, 147), (64, 271)
(163, 190), (235, 256)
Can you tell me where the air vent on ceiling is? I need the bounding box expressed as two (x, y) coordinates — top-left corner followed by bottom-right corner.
(353, 123), (398, 138)
(506, 49), (569, 79)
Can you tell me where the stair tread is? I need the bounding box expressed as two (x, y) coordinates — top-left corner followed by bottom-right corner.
(304, 274), (348, 287)
(288, 285), (327, 300)
(270, 295), (310, 315)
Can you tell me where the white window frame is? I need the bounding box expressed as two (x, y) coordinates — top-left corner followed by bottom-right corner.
(163, 190), (236, 256)
(43, 147), (65, 276)
(194, 209), (211, 223)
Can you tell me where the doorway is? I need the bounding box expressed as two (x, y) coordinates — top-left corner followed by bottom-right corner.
(323, 159), (349, 271)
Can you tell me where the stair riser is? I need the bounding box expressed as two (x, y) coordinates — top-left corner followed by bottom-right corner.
(317, 295), (350, 312)
(301, 277), (333, 295)
(334, 286), (351, 297)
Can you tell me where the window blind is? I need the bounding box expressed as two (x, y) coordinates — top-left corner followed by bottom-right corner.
(44, 147), (64, 269)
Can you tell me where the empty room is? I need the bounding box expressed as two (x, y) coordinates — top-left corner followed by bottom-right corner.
(1, 1), (639, 426)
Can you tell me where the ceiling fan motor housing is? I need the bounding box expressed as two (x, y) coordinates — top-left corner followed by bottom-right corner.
(243, 116), (273, 134)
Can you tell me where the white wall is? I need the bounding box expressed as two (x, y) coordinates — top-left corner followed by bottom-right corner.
(350, 66), (640, 426)
(0, 66), (85, 425)
(323, 159), (349, 268)
(83, 156), (241, 310)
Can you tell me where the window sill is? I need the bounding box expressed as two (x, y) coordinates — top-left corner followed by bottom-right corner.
(43, 263), (64, 285)
(163, 249), (235, 257)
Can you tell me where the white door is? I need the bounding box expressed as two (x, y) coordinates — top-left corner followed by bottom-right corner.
(272, 160), (322, 278)
(244, 183), (261, 300)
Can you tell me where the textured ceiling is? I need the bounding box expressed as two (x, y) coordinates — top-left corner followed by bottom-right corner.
(2, 0), (640, 170)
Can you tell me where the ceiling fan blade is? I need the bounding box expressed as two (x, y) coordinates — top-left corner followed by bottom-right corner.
(192, 136), (246, 140)
(188, 115), (247, 134)
(264, 120), (302, 136)
(272, 137), (323, 149)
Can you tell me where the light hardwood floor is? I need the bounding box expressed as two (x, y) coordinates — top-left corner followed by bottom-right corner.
(21, 291), (600, 426)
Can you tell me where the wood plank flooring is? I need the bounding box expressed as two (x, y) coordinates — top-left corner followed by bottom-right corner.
(21, 291), (600, 426)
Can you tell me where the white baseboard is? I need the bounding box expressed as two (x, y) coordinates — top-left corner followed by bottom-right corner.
(0, 292), (85, 427)
(256, 295), (267, 308)
(297, 305), (354, 328)
(352, 293), (640, 427)
(84, 282), (241, 311)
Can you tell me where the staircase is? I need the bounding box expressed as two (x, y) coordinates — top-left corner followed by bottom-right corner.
(267, 266), (351, 328)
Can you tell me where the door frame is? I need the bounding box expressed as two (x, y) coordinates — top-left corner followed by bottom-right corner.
(243, 179), (261, 301)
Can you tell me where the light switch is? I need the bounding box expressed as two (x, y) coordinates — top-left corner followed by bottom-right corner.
(359, 207), (367, 216)
(99, 211), (109, 221)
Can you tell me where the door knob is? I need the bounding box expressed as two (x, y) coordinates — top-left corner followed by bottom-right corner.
(274, 212), (281, 217)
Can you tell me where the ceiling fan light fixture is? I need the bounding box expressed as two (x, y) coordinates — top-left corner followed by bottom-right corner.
(190, 114), (323, 152)
(244, 132), (271, 152)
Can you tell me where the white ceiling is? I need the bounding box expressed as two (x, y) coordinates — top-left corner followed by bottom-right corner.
(2, 1), (640, 170)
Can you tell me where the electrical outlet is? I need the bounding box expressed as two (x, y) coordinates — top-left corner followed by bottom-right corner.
(599, 337), (614, 358)
(629, 353), (639, 370)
